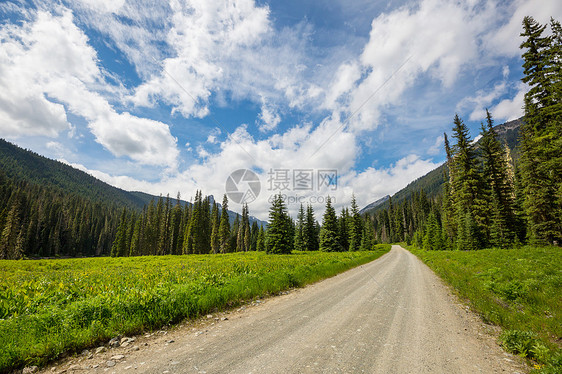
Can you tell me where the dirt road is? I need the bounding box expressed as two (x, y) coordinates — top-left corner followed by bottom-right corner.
(44, 245), (527, 373)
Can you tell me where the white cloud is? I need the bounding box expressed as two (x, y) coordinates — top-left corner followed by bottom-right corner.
(457, 81), (508, 121)
(0, 93), (69, 138)
(346, 155), (440, 209)
(2, 0), (552, 221)
(485, 0), (562, 58)
(90, 112), (179, 167)
(256, 100), (281, 132)
(46, 141), (67, 158)
(427, 135), (444, 156)
(323, 61), (362, 110)
(74, 0), (126, 14)
(0, 8), (179, 168)
(337, 0), (496, 133)
(66, 130), (437, 221)
(491, 83), (527, 122)
(129, 0), (272, 117)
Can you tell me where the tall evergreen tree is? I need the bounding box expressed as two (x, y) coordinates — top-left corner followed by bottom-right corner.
(303, 204), (319, 251)
(0, 198), (23, 259)
(338, 207), (349, 251)
(450, 114), (484, 250)
(210, 201), (220, 254)
(480, 110), (519, 247)
(257, 225), (266, 251)
(218, 194), (231, 253)
(319, 197), (340, 252)
(294, 203), (305, 251)
(349, 195), (362, 251)
(442, 133), (456, 242)
(422, 211), (442, 251)
(360, 215), (375, 251)
(519, 16), (562, 244)
(266, 194), (292, 254)
(250, 221), (259, 251)
(110, 208), (128, 257)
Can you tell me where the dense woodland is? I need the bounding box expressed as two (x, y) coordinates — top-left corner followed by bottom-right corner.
(0, 16), (560, 259)
(0, 171), (120, 259)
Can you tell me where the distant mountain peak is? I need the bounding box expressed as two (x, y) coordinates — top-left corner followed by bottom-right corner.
(359, 117), (523, 216)
(359, 195), (390, 215)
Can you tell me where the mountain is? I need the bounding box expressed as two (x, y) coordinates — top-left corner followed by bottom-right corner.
(360, 117), (523, 216)
(359, 195), (390, 215)
(0, 139), (147, 210)
(0, 139), (266, 226)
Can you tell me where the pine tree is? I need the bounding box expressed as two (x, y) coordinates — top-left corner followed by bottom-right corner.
(244, 223), (251, 252)
(257, 225), (266, 251)
(129, 216), (142, 256)
(456, 211), (480, 251)
(169, 193), (183, 255)
(319, 197), (340, 252)
(442, 133), (456, 242)
(242, 204), (250, 252)
(0, 198), (23, 259)
(218, 194), (231, 253)
(338, 208), (349, 251)
(450, 114), (484, 249)
(294, 204), (305, 251)
(250, 221), (259, 251)
(519, 16), (562, 244)
(232, 213), (240, 252)
(480, 110), (519, 247)
(349, 195), (362, 251)
(303, 204), (319, 251)
(266, 194), (292, 254)
(210, 202), (220, 254)
(422, 211), (442, 251)
(111, 208), (128, 257)
(360, 215), (375, 251)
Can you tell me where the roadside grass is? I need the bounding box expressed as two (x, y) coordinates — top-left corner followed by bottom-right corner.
(407, 245), (562, 373)
(0, 248), (389, 373)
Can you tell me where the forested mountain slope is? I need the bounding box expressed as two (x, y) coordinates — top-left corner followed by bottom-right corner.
(361, 117), (522, 216)
(0, 139), (150, 210)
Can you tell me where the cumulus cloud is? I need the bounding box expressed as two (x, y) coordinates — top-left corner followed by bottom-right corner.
(0, 8), (179, 168)
(427, 135), (444, 156)
(491, 83), (527, 122)
(340, 0), (497, 132)
(485, 0), (562, 57)
(129, 0), (271, 117)
(256, 100), (281, 133)
(457, 81), (508, 121)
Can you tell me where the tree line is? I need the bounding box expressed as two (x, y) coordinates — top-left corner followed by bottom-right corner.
(369, 16), (561, 250)
(265, 193), (378, 254)
(109, 192), (267, 257)
(111, 192), (382, 257)
(0, 161), (383, 259)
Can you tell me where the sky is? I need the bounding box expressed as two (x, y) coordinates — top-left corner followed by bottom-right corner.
(1, 0), (561, 221)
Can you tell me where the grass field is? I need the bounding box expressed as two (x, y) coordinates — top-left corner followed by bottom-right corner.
(0, 246), (390, 373)
(408, 245), (562, 373)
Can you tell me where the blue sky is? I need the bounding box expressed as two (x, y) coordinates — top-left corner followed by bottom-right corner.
(1, 0), (561, 220)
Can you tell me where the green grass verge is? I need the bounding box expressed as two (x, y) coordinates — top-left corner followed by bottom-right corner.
(407, 245), (562, 373)
(0, 249), (389, 373)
